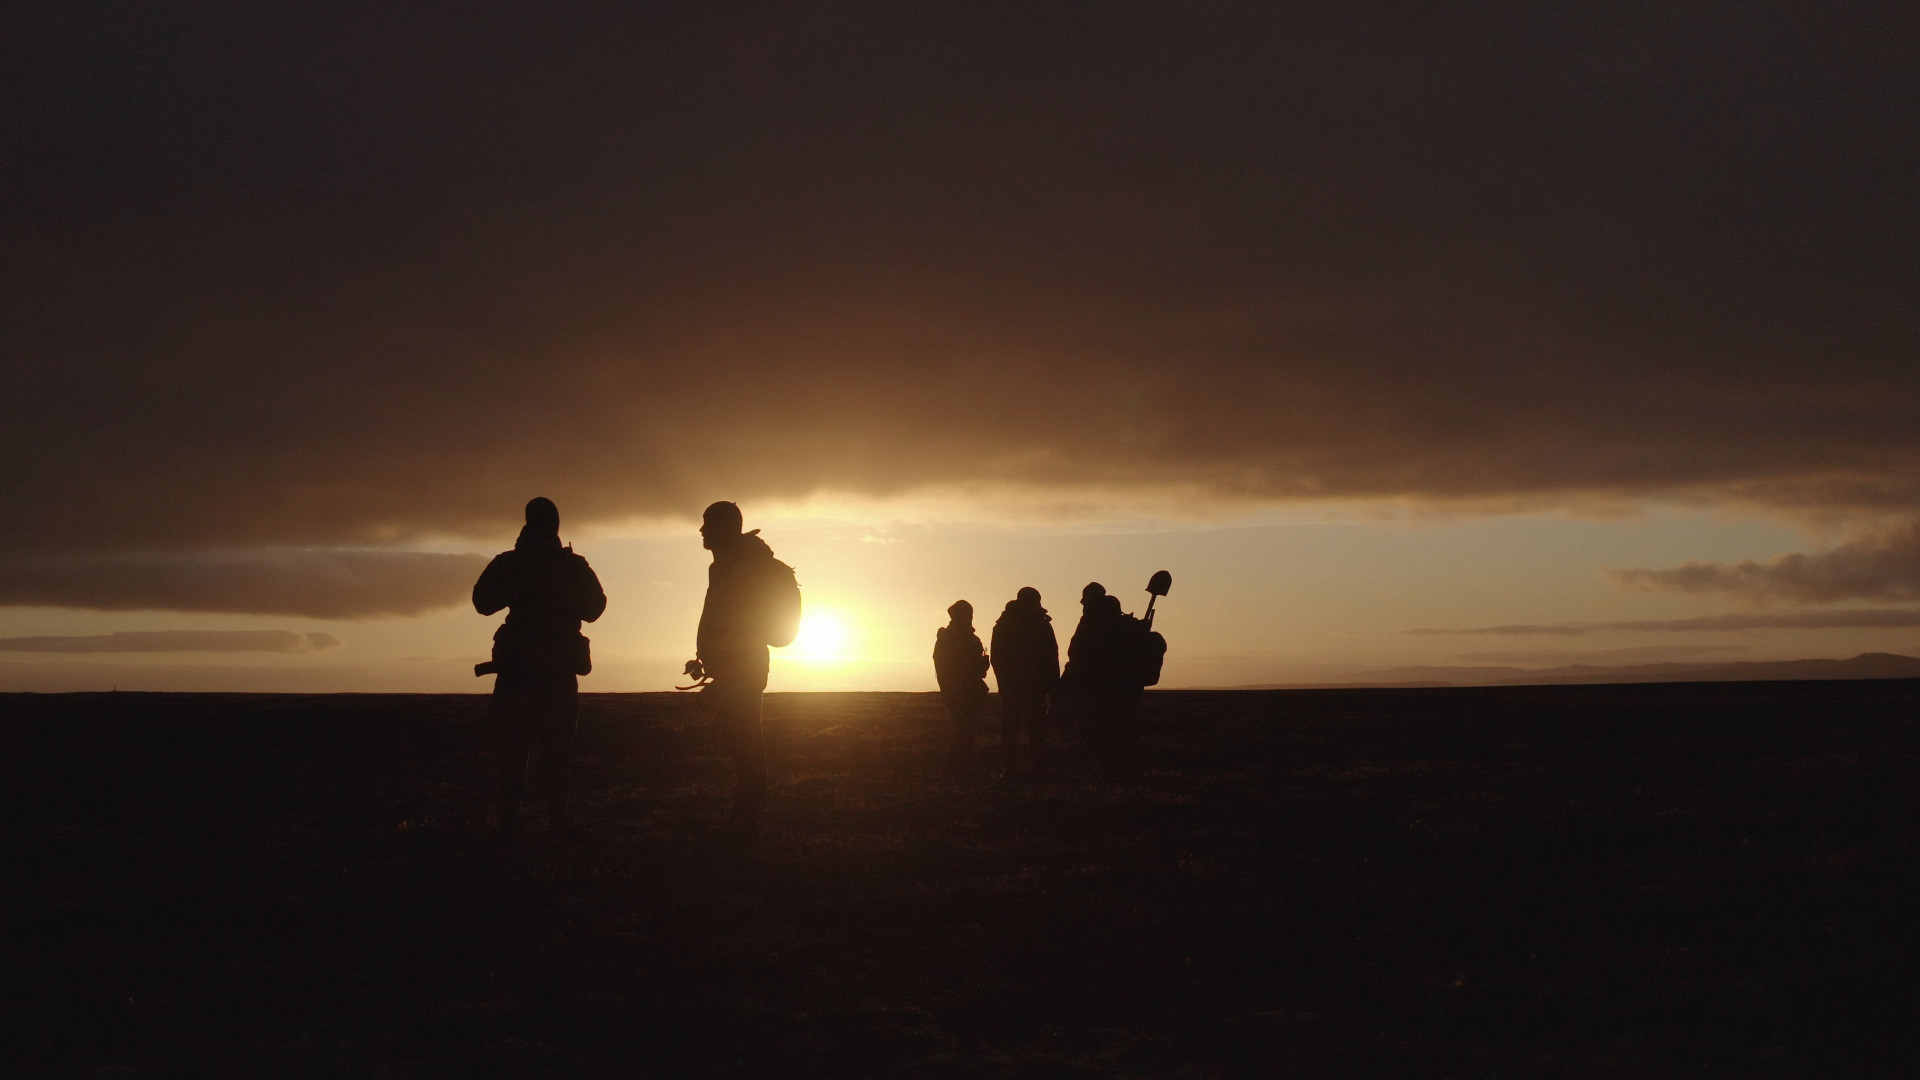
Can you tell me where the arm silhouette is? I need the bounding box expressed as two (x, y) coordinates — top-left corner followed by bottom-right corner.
(473, 553), (513, 616)
(573, 555), (608, 623)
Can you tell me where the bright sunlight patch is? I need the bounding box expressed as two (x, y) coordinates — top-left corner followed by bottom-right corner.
(791, 612), (851, 661)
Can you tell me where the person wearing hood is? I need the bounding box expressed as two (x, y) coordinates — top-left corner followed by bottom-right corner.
(1061, 583), (1144, 778)
(990, 587), (1059, 776)
(689, 500), (798, 837)
(473, 496), (607, 837)
(933, 600), (991, 775)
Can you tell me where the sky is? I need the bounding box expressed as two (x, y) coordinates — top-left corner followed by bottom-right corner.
(3, 3), (1916, 692)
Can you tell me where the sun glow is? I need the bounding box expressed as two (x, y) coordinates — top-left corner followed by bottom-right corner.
(790, 611), (852, 661)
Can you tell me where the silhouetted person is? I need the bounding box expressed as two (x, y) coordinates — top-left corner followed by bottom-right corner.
(1061, 584), (1144, 778)
(473, 497), (606, 837)
(990, 586), (1059, 775)
(686, 501), (800, 838)
(934, 600), (991, 775)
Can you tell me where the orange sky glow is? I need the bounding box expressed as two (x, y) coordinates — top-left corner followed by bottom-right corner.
(2, 7), (1914, 691)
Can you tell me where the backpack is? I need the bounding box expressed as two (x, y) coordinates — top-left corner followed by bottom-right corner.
(1135, 623), (1168, 687)
(761, 558), (803, 647)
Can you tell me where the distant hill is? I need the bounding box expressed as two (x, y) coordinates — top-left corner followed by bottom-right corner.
(1202, 652), (1920, 690)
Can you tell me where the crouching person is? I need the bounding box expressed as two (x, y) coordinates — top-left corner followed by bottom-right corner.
(473, 497), (607, 838)
(934, 600), (991, 777)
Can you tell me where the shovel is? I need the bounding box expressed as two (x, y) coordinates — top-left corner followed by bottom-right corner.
(1143, 570), (1172, 629)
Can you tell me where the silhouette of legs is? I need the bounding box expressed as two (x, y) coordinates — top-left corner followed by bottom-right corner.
(945, 692), (984, 774)
(1108, 690), (1142, 779)
(1057, 688), (1092, 748)
(707, 674), (768, 830)
(1077, 690), (1142, 778)
(1000, 690), (1049, 773)
(495, 691), (579, 831)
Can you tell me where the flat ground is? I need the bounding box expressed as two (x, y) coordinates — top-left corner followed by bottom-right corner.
(6, 682), (1917, 1077)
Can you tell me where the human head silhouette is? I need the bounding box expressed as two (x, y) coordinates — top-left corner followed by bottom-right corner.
(1081, 582), (1106, 607)
(515, 497), (562, 551)
(947, 599), (973, 627)
(700, 501), (743, 551)
(525, 497), (560, 532)
(1016, 586), (1041, 604)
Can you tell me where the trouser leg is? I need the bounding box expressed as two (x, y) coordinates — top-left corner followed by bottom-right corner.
(1029, 692), (1051, 770)
(1073, 691), (1103, 761)
(1069, 691), (1096, 744)
(1112, 691), (1142, 777)
(729, 706), (768, 817)
(1087, 691), (1134, 771)
(536, 692), (580, 822)
(710, 676), (768, 819)
(1085, 691), (1140, 776)
(1000, 691), (1043, 771)
(999, 692), (1020, 771)
(946, 694), (977, 772)
(495, 694), (538, 818)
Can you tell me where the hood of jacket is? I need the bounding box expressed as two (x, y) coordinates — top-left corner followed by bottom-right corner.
(514, 525), (565, 555)
(999, 598), (1050, 624)
(716, 529), (774, 566)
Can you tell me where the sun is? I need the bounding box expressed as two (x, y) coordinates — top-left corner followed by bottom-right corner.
(791, 612), (851, 660)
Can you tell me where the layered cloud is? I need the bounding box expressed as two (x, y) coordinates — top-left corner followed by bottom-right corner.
(1, 6), (1914, 613)
(1448, 645), (1745, 665)
(0, 551), (486, 618)
(0, 630), (340, 653)
(1408, 608), (1920, 637)
(1608, 525), (1920, 604)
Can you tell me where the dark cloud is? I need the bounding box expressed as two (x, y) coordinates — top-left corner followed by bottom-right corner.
(1408, 608), (1920, 636)
(1, 4), (1914, 571)
(0, 629), (340, 653)
(0, 550), (485, 618)
(0, 660), (427, 693)
(1608, 524), (1920, 604)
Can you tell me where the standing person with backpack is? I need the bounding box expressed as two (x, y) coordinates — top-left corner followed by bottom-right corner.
(472, 497), (607, 839)
(1061, 584), (1148, 779)
(990, 587), (1059, 778)
(933, 600), (991, 777)
(684, 501), (801, 839)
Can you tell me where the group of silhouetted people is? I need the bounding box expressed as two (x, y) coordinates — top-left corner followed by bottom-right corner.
(471, 498), (801, 840)
(935, 580), (1164, 783)
(473, 496), (1162, 842)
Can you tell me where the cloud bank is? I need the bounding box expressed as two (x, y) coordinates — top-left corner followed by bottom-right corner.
(1, 6), (1914, 612)
(1608, 526), (1920, 604)
(1408, 609), (1920, 637)
(0, 630), (340, 653)
(1448, 645), (1745, 665)
(0, 551), (486, 618)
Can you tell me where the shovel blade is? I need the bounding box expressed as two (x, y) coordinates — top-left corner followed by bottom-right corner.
(1146, 570), (1172, 597)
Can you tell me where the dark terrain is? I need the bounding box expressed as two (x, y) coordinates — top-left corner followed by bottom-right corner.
(7, 682), (1917, 1077)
